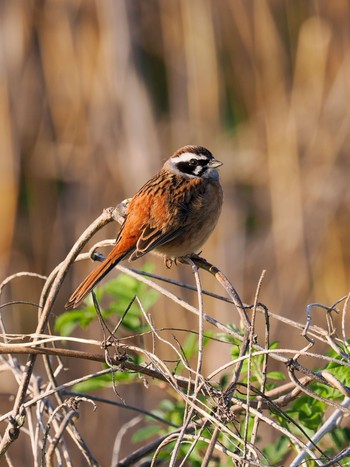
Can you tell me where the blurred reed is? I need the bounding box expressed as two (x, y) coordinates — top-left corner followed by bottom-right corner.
(1, 0), (348, 314)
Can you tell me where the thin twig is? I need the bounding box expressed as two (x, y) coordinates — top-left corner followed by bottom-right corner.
(243, 270), (265, 462)
(0, 208), (117, 457)
(169, 258), (206, 466)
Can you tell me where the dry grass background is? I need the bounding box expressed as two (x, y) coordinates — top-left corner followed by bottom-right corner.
(0, 0), (350, 464)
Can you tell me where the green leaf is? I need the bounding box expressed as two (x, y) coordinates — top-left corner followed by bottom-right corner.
(330, 427), (350, 449)
(55, 309), (95, 336)
(266, 371), (285, 381)
(298, 408), (323, 430)
(324, 363), (350, 389)
(268, 341), (280, 350)
(219, 374), (229, 388)
(263, 435), (290, 464)
(72, 374), (113, 392)
(132, 425), (161, 443)
(158, 399), (184, 426)
(159, 399), (175, 412)
(290, 396), (324, 430)
(71, 368), (138, 392)
(57, 264), (159, 336)
(182, 332), (198, 360)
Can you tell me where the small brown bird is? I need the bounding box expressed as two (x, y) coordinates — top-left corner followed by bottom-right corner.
(65, 145), (223, 309)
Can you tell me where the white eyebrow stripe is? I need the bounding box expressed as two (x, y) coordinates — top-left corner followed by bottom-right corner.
(172, 152), (208, 163)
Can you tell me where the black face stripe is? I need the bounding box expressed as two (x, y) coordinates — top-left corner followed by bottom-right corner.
(169, 146), (217, 177)
(175, 158), (210, 176)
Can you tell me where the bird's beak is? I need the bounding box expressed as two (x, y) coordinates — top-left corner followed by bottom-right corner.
(208, 158), (223, 168)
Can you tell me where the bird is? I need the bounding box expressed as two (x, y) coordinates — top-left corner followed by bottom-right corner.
(65, 145), (223, 309)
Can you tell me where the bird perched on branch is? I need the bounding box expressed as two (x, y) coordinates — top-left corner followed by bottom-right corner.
(65, 145), (223, 309)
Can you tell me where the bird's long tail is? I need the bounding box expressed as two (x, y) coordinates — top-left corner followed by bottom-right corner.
(65, 250), (130, 309)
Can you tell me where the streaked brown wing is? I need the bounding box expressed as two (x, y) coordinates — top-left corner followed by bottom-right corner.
(130, 224), (182, 260)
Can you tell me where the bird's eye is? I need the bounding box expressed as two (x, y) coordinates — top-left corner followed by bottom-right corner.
(189, 158), (197, 166)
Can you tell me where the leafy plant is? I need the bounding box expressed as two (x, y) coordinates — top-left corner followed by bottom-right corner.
(55, 263), (159, 336)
